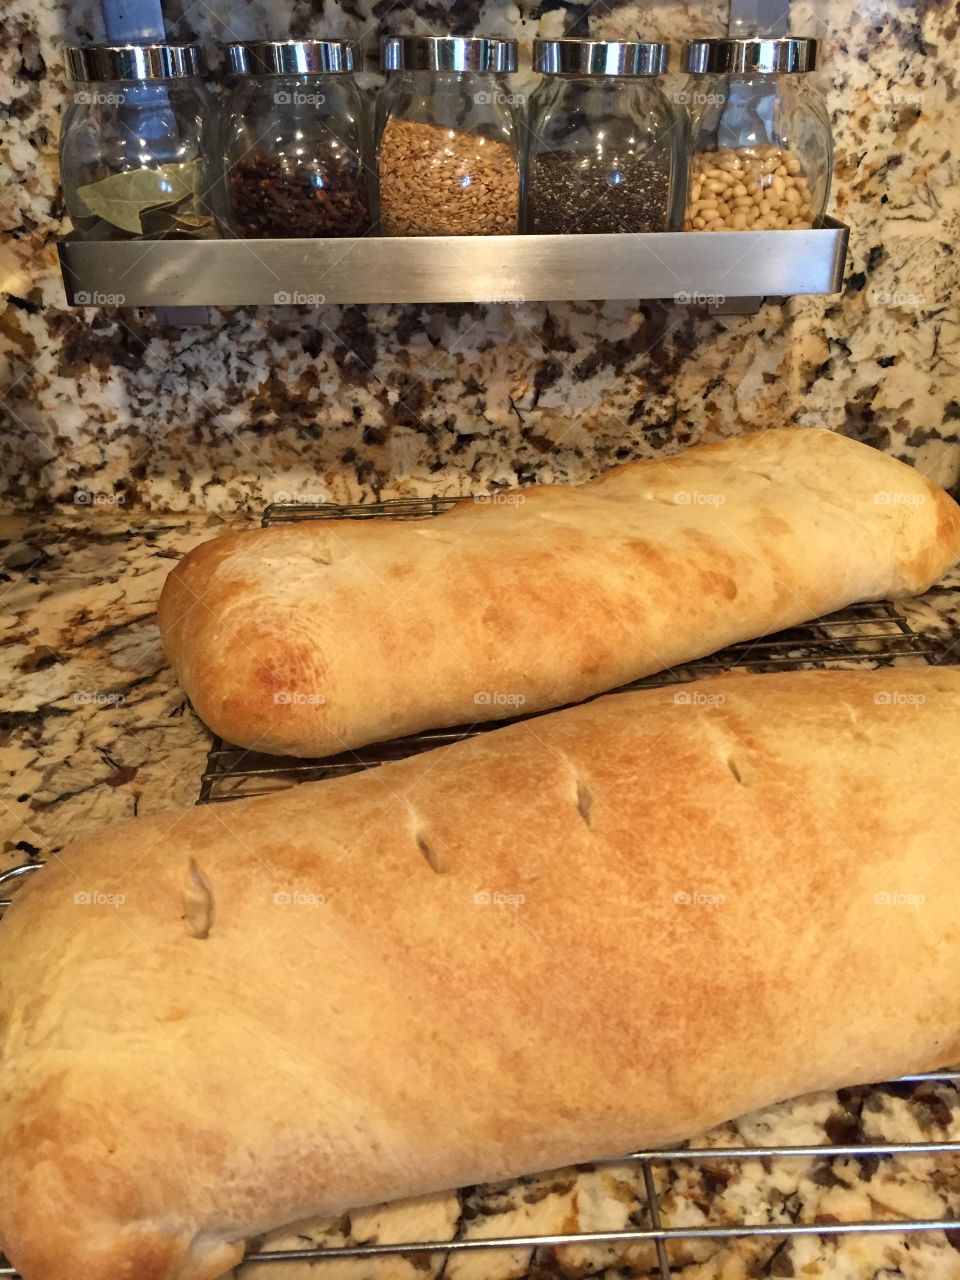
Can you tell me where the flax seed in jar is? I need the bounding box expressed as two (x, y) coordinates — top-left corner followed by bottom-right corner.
(376, 36), (521, 237)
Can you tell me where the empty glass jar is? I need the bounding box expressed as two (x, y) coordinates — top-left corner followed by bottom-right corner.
(377, 36), (521, 236)
(60, 43), (215, 239)
(220, 40), (371, 238)
(525, 39), (678, 234)
(680, 37), (832, 231)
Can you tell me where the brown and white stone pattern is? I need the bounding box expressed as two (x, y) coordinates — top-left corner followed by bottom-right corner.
(1, 0), (959, 512)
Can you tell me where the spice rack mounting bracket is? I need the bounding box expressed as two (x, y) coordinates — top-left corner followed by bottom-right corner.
(57, 220), (849, 310)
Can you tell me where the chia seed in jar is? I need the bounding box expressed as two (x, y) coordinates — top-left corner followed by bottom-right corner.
(524, 38), (677, 237)
(527, 150), (671, 234)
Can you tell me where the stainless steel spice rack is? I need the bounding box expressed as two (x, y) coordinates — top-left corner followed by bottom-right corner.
(56, 220), (849, 309)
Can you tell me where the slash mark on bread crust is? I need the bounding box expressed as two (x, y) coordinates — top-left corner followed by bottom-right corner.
(184, 859), (214, 939)
(417, 833), (444, 874)
(576, 779), (593, 827)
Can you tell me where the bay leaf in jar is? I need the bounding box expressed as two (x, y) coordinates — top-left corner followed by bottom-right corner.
(140, 194), (214, 237)
(75, 159), (202, 235)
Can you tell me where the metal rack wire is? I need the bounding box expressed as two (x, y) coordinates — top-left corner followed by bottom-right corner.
(200, 496), (940, 803)
(0, 1132), (957, 1277)
(1, 499), (957, 1279)
(197, 591), (935, 801)
(236, 1133), (960, 1268)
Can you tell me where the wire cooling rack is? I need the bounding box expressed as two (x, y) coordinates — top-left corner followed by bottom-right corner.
(197, 590), (937, 802)
(1, 499), (957, 1279)
(199, 496), (940, 803)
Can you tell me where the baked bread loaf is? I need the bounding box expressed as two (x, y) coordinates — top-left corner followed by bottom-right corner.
(157, 428), (960, 757)
(2, 668), (960, 1280)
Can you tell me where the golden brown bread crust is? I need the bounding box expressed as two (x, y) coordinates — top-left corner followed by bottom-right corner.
(3, 668), (960, 1280)
(157, 428), (960, 757)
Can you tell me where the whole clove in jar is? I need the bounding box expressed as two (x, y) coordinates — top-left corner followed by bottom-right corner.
(220, 39), (371, 239)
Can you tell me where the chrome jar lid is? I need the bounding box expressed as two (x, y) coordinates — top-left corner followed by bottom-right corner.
(64, 43), (206, 82)
(682, 37), (819, 75)
(380, 36), (518, 73)
(533, 38), (669, 77)
(226, 40), (358, 76)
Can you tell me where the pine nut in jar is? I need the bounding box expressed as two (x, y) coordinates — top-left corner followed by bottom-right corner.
(678, 37), (832, 232)
(685, 145), (815, 230)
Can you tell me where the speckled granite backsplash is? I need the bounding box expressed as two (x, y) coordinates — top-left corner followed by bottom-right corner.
(1, 0), (959, 512)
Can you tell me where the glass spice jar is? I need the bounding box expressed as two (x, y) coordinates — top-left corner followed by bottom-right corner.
(680, 37), (832, 231)
(524, 39), (679, 235)
(60, 43), (216, 239)
(377, 36), (521, 237)
(220, 39), (371, 238)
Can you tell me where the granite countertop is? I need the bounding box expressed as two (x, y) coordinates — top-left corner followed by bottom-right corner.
(2, 508), (959, 1280)
(0, 508), (231, 874)
(4, 1), (960, 512)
